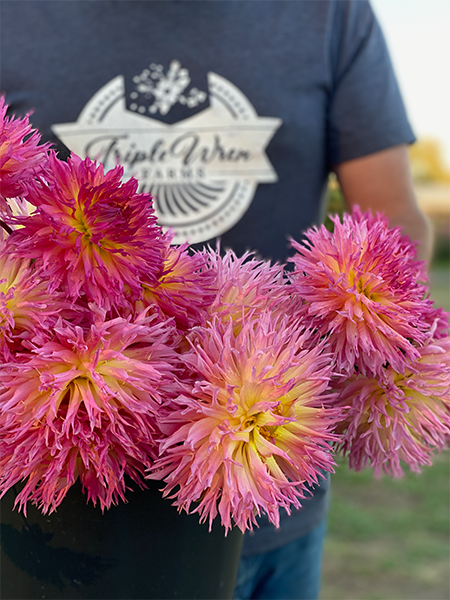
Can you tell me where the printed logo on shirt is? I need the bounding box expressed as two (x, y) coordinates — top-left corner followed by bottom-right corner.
(127, 60), (208, 122)
(52, 61), (282, 245)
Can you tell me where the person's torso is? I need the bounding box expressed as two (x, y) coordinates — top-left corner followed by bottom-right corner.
(2, 0), (336, 262)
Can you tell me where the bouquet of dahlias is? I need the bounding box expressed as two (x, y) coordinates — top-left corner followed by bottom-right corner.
(1, 98), (449, 534)
(288, 210), (450, 477)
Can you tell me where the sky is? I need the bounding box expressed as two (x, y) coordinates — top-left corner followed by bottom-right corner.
(370, 0), (450, 168)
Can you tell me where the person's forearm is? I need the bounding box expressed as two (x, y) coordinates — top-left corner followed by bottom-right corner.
(334, 144), (433, 266)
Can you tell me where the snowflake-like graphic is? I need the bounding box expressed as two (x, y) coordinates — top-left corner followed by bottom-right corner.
(129, 60), (207, 116)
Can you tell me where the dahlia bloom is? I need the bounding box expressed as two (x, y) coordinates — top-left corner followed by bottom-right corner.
(150, 311), (340, 533)
(336, 336), (450, 477)
(289, 208), (433, 376)
(6, 153), (164, 308)
(138, 233), (216, 331)
(0, 246), (61, 360)
(0, 197), (35, 241)
(422, 304), (450, 342)
(204, 248), (288, 333)
(0, 97), (49, 209)
(0, 310), (180, 513)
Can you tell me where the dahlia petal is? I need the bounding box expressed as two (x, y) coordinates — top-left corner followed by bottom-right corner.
(138, 232), (216, 331)
(0, 98), (50, 203)
(204, 246), (288, 333)
(0, 248), (63, 360)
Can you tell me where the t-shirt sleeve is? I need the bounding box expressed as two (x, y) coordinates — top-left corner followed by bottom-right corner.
(327, 0), (415, 166)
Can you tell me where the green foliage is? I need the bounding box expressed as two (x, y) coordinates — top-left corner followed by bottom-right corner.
(432, 235), (450, 265)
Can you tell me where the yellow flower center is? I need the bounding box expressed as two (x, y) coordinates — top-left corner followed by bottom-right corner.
(73, 207), (92, 239)
(242, 416), (257, 430)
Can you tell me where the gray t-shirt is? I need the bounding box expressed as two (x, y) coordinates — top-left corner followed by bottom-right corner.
(1, 0), (414, 554)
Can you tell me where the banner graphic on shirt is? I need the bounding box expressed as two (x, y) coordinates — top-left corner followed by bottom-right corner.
(52, 64), (282, 244)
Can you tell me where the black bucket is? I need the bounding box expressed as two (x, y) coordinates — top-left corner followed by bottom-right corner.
(0, 479), (243, 599)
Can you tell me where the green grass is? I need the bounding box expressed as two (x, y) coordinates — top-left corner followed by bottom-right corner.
(321, 454), (449, 600)
(320, 259), (450, 600)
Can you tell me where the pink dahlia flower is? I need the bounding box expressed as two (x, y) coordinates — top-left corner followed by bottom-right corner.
(7, 152), (164, 309)
(205, 248), (288, 333)
(422, 304), (450, 342)
(336, 336), (450, 477)
(150, 311), (340, 533)
(0, 311), (180, 513)
(0, 246), (61, 360)
(0, 197), (35, 242)
(138, 233), (215, 331)
(289, 208), (433, 376)
(0, 97), (49, 210)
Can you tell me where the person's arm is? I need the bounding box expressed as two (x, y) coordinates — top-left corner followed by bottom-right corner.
(334, 144), (433, 265)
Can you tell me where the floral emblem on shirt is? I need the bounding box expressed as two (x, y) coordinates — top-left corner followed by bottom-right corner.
(129, 60), (207, 116)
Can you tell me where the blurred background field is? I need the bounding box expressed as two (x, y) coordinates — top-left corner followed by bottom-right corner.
(321, 452), (449, 600)
(320, 139), (450, 600)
